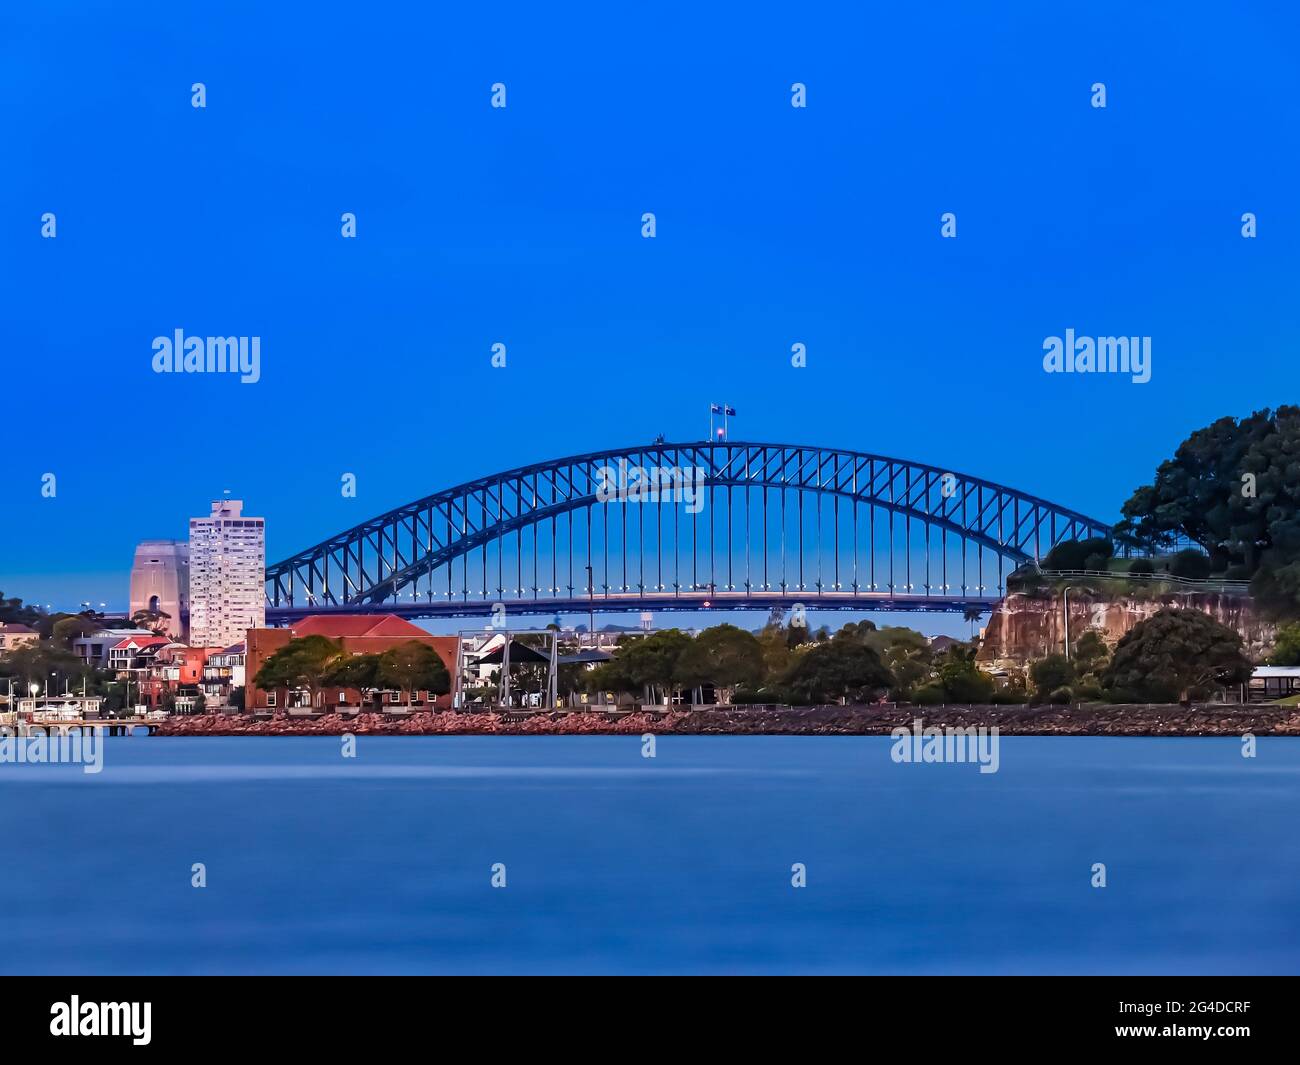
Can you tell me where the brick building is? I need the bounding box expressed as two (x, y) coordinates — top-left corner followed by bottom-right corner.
(245, 614), (457, 711)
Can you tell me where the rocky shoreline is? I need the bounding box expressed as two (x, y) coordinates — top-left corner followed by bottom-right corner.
(155, 703), (1300, 737)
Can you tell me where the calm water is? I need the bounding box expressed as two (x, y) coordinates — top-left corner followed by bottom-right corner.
(1, 735), (1297, 974)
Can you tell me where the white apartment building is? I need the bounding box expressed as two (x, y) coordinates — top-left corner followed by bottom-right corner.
(188, 500), (266, 648)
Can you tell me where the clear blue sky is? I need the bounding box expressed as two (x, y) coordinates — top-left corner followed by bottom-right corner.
(2, 2), (1297, 629)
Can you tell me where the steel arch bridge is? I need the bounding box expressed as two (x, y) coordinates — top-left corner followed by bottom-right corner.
(264, 441), (1110, 623)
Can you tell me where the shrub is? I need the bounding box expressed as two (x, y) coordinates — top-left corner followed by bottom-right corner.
(1048, 686), (1074, 705)
(1168, 549), (1213, 580)
(1007, 566), (1043, 593)
(939, 662), (995, 703)
(1042, 537), (1113, 571)
(1270, 623), (1300, 667)
(1030, 654), (1074, 699)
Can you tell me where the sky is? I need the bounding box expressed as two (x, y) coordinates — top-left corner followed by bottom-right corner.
(2, 1), (1297, 633)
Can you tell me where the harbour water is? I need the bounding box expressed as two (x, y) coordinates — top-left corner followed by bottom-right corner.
(2, 735), (1297, 974)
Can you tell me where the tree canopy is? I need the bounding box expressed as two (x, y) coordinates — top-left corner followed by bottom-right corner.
(253, 635), (342, 708)
(1113, 406), (1300, 615)
(0, 592), (42, 626)
(780, 639), (894, 704)
(1101, 608), (1252, 703)
(378, 641), (450, 697)
(1269, 622), (1300, 667)
(674, 624), (765, 703)
(1041, 537), (1113, 571)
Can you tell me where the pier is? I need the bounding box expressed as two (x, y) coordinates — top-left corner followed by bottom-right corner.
(5, 718), (162, 737)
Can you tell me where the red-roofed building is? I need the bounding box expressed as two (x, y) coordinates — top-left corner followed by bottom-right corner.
(289, 615), (436, 640)
(0, 623), (39, 653)
(136, 644), (225, 711)
(245, 615), (457, 712)
(107, 635), (172, 673)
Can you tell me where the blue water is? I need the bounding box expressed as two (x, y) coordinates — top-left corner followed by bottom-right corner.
(2, 736), (1297, 974)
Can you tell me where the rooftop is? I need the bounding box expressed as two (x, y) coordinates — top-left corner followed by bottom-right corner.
(109, 635), (171, 651)
(290, 614), (432, 640)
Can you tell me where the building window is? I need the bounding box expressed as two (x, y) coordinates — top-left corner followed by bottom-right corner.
(266, 691), (276, 708)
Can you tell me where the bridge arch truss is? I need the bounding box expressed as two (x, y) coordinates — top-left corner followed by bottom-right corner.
(264, 442), (1110, 620)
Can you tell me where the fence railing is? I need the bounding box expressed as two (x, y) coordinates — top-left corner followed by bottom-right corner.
(1026, 566), (1251, 595)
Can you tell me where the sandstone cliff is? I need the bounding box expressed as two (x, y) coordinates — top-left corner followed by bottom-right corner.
(977, 591), (1275, 670)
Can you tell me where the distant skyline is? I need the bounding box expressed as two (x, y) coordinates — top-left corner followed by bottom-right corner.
(3, 2), (1298, 630)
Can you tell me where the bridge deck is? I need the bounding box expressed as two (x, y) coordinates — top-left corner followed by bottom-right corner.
(267, 590), (1001, 623)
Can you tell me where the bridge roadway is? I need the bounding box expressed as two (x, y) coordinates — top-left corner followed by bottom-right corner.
(265, 589), (1001, 624)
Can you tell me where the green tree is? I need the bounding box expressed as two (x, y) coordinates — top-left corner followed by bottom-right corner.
(1029, 654), (1075, 702)
(611, 628), (694, 703)
(1042, 537), (1114, 571)
(584, 660), (638, 700)
(1101, 608), (1252, 704)
(755, 624), (795, 680)
(0, 592), (41, 626)
(1072, 630), (1110, 676)
(1253, 563), (1300, 621)
(253, 635), (343, 710)
(676, 624), (765, 704)
(0, 642), (92, 694)
(129, 608), (173, 635)
(833, 620), (878, 643)
(863, 626), (933, 700)
(51, 613), (101, 648)
(780, 639), (893, 704)
(1114, 407), (1300, 596)
(1271, 623), (1300, 666)
(325, 652), (384, 708)
(936, 644), (995, 703)
(1167, 549), (1213, 580)
(378, 642), (451, 704)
